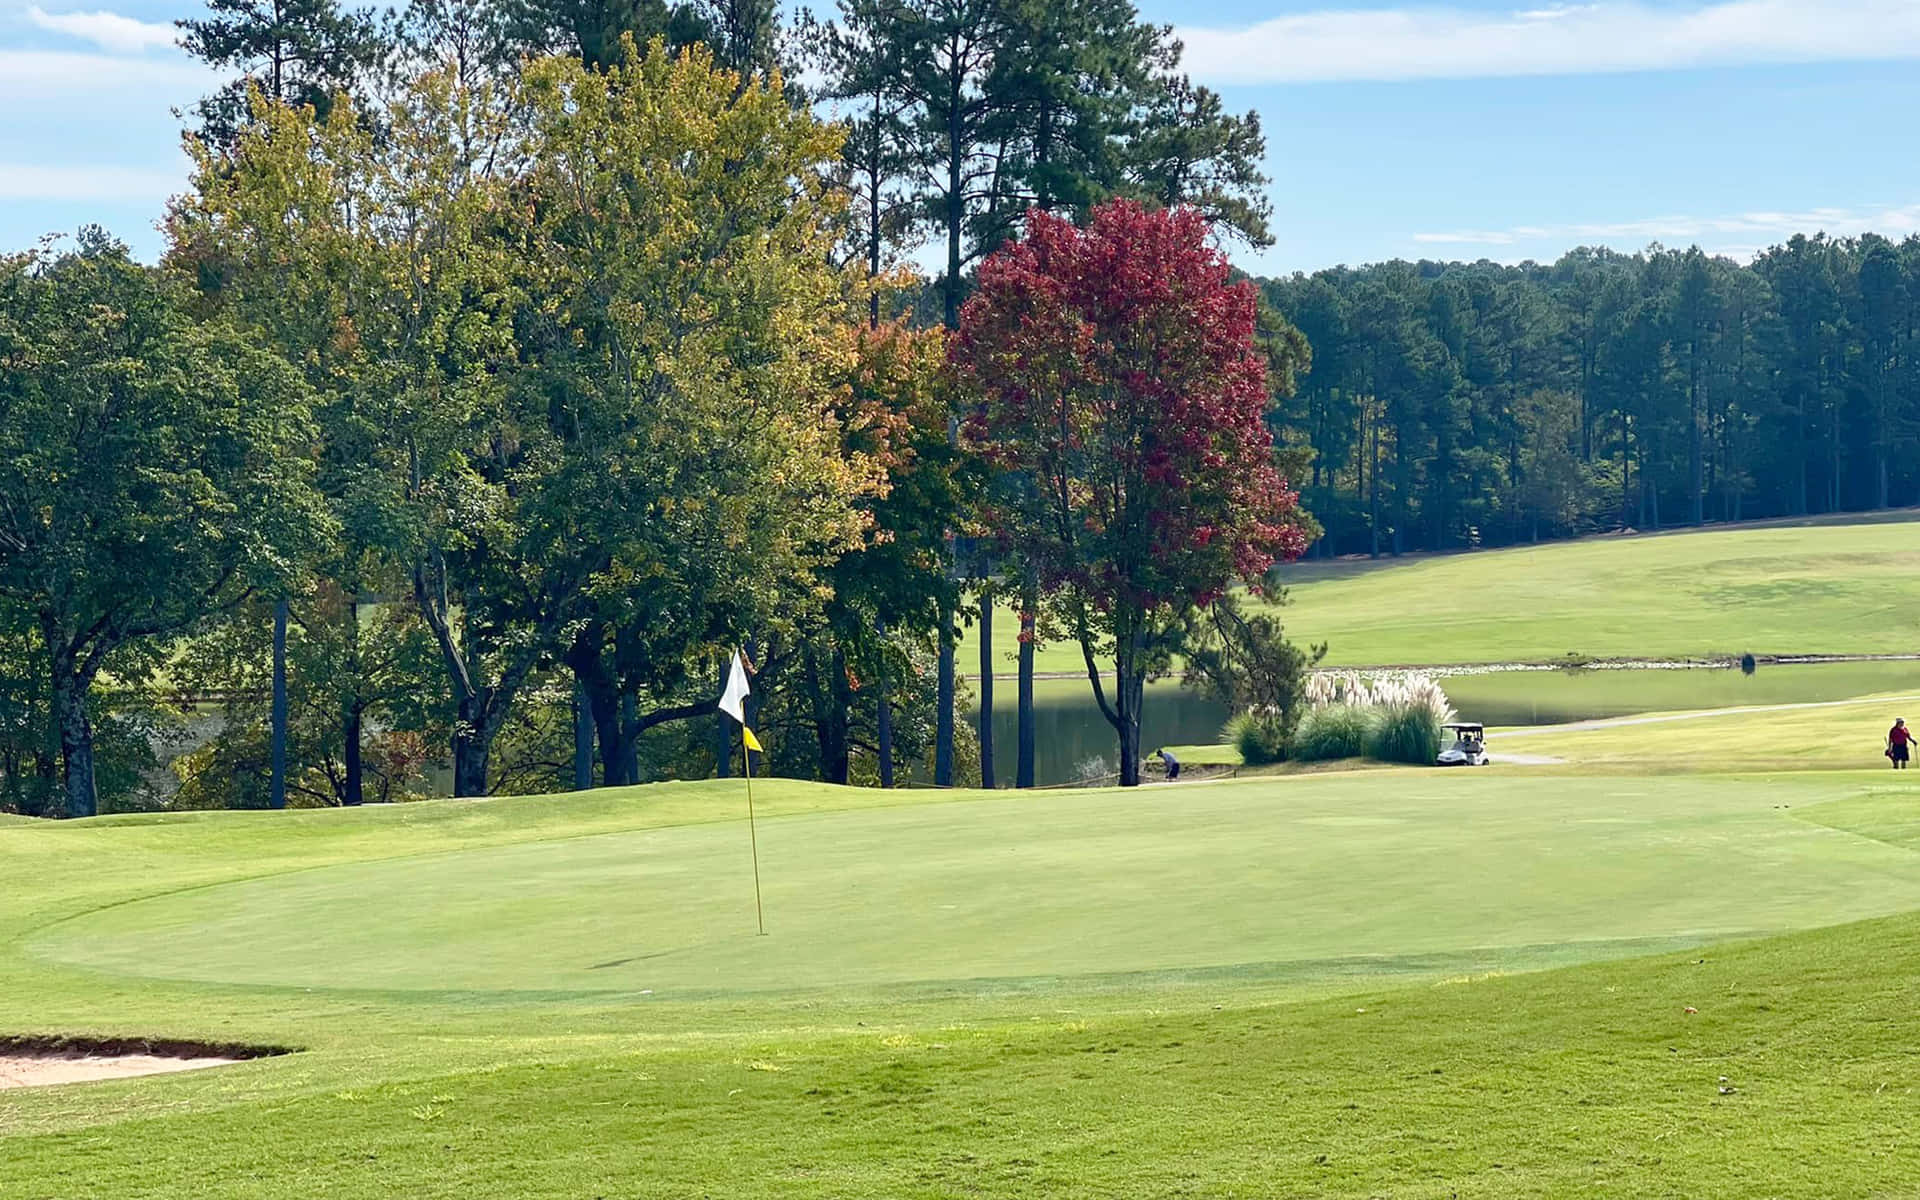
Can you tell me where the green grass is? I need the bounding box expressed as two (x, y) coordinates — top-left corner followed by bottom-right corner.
(1494, 694), (1920, 773)
(10, 769), (1920, 1194)
(1181, 693), (1920, 774)
(961, 514), (1920, 670)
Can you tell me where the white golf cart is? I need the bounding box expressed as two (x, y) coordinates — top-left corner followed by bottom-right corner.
(1437, 722), (1489, 767)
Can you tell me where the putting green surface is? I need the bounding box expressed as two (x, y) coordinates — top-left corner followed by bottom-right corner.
(28, 773), (1920, 998)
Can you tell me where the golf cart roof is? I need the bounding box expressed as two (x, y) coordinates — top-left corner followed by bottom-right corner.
(1442, 722), (1484, 731)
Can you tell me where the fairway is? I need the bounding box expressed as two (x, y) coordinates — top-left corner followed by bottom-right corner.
(963, 514), (1920, 671)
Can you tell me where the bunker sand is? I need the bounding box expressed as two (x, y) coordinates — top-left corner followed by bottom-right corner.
(0, 1050), (241, 1089)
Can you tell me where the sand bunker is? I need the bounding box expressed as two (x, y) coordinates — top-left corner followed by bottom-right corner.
(0, 1038), (283, 1089)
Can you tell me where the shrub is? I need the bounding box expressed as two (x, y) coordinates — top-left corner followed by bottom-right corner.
(1291, 704), (1373, 762)
(1366, 702), (1444, 765)
(1224, 712), (1289, 766)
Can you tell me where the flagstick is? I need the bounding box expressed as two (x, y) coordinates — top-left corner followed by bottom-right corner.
(742, 726), (766, 936)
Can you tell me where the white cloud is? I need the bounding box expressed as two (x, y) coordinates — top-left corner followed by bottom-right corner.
(25, 5), (177, 54)
(0, 162), (189, 203)
(0, 48), (212, 99)
(1411, 202), (1920, 258)
(1177, 0), (1920, 85)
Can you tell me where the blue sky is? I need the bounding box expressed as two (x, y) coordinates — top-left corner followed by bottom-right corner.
(5, 0), (1920, 274)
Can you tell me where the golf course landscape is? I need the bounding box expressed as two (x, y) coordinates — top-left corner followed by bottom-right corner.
(7, 517), (1920, 1197)
(964, 512), (1920, 673)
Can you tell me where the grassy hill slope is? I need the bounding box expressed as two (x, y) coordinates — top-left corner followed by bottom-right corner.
(962, 513), (1920, 672)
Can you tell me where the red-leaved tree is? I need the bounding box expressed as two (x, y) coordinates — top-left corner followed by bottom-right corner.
(953, 200), (1310, 786)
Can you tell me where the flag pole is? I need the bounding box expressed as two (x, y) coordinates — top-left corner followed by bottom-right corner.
(742, 725), (766, 936)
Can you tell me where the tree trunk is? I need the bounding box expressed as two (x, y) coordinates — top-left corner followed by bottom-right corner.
(1017, 580), (1036, 790)
(566, 631), (630, 789)
(977, 586), (995, 788)
(875, 620), (893, 788)
(270, 596), (289, 811)
(1620, 411), (1632, 525)
(451, 687), (492, 797)
(932, 78), (965, 786)
(935, 615), (955, 785)
(1794, 391), (1809, 515)
(587, 685), (627, 787)
(343, 705), (365, 805)
(814, 645), (852, 786)
(1114, 661), (1143, 788)
(571, 681), (594, 791)
(1367, 399), (1381, 558)
(1111, 624), (1147, 788)
(341, 597), (364, 806)
(49, 668), (96, 819)
(617, 693), (642, 784)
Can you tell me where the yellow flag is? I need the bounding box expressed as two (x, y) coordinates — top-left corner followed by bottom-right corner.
(742, 726), (763, 752)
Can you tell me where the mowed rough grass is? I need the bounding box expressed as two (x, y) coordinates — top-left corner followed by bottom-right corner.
(7, 771), (1920, 1195)
(962, 513), (1920, 672)
(1493, 696), (1920, 773)
(1176, 693), (1920, 773)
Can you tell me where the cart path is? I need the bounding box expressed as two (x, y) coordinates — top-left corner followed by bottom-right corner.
(1487, 694), (1920, 740)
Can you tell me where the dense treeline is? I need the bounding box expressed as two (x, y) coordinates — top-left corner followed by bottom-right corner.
(11, 0), (1910, 816)
(1264, 236), (1920, 555)
(0, 0), (1289, 815)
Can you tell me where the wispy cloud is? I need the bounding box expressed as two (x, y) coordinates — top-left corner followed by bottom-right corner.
(0, 48), (211, 99)
(25, 5), (176, 53)
(0, 162), (189, 203)
(1412, 202), (1920, 258)
(1177, 0), (1920, 85)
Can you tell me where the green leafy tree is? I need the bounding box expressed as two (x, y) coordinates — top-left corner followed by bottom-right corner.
(171, 586), (441, 808)
(1179, 592), (1324, 750)
(0, 235), (328, 817)
(785, 319), (971, 785)
(170, 73), (523, 797)
(516, 40), (884, 787)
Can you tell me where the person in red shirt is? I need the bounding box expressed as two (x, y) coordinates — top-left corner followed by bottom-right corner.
(1888, 718), (1914, 769)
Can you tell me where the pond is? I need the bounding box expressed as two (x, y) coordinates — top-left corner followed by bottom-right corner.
(969, 660), (1920, 786)
(967, 680), (1230, 788)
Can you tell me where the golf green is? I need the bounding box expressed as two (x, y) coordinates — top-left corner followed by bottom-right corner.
(32, 773), (1920, 997)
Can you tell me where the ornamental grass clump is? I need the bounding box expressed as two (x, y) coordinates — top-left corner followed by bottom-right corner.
(1290, 703), (1374, 762)
(1291, 671), (1455, 764)
(1365, 703), (1445, 765)
(1224, 712), (1289, 765)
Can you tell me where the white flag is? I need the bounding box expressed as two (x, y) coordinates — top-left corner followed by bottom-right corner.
(719, 651), (751, 724)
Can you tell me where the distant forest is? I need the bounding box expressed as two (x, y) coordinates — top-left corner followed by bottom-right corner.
(1259, 234), (1920, 556)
